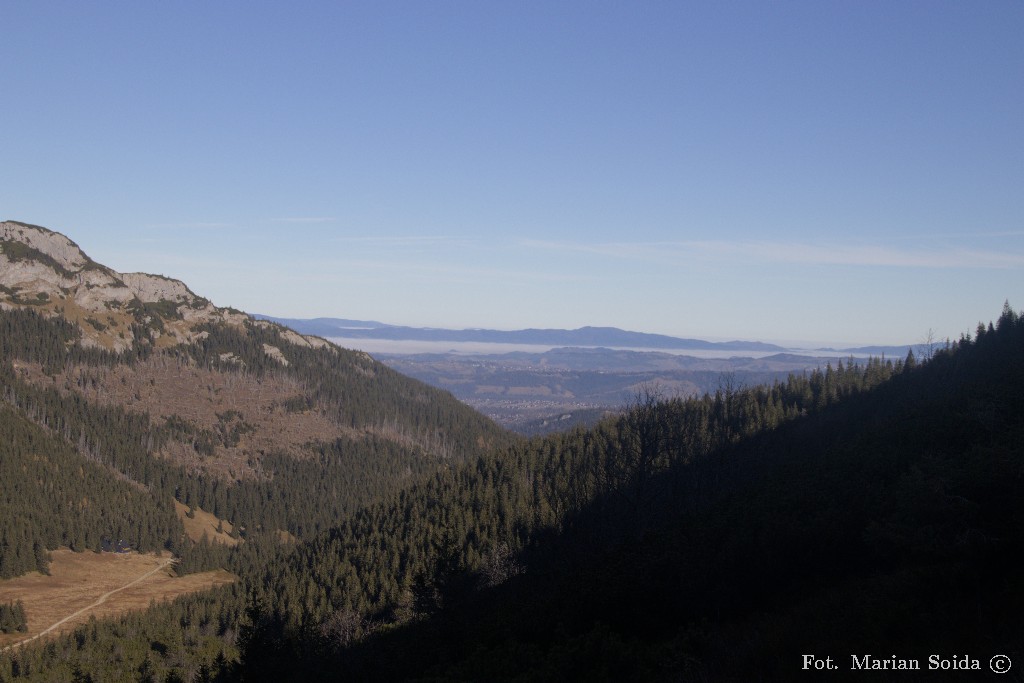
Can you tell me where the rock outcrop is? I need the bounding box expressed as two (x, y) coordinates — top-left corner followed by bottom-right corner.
(0, 220), (331, 353)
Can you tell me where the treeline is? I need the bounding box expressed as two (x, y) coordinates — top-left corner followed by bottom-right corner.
(0, 401), (182, 577)
(0, 590), (241, 682)
(0, 601), (27, 634)
(0, 309), (113, 373)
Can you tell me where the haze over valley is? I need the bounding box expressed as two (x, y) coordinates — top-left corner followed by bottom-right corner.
(258, 315), (921, 433)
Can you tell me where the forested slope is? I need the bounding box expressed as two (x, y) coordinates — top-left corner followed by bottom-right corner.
(230, 304), (1024, 681)
(0, 224), (511, 582)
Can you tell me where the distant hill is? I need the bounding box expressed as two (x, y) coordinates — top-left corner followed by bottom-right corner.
(255, 315), (788, 352)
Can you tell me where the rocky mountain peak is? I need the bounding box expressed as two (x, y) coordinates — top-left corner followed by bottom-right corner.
(0, 220), (93, 272)
(0, 220), (328, 355)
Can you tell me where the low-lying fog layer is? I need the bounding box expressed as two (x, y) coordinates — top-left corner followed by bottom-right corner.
(329, 338), (877, 359)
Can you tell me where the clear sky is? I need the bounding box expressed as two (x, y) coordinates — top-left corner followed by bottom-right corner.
(2, 1), (1021, 346)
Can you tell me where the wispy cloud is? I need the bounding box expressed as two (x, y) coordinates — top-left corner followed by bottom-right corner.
(143, 221), (235, 230)
(876, 229), (1024, 242)
(329, 235), (467, 247)
(293, 255), (589, 284)
(273, 217), (336, 224)
(688, 241), (1024, 269)
(521, 239), (1024, 269)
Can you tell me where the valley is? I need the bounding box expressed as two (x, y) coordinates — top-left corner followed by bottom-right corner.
(0, 222), (1021, 681)
(375, 346), (862, 433)
(263, 315), (919, 434)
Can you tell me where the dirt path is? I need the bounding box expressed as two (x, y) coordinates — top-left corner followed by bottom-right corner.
(0, 557), (176, 653)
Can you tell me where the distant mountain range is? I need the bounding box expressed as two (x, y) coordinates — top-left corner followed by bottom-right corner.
(254, 316), (790, 352)
(255, 315), (921, 357)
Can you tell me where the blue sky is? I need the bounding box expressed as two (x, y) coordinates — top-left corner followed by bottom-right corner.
(2, 1), (1021, 346)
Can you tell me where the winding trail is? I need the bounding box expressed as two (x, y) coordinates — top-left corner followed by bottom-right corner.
(0, 557), (176, 653)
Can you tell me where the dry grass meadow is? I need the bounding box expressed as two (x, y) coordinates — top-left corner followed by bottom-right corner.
(0, 549), (235, 650)
(174, 500), (241, 546)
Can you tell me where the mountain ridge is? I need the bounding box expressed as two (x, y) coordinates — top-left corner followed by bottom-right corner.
(256, 314), (789, 352)
(2, 220), (267, 353)
(0, 221), (511, 567)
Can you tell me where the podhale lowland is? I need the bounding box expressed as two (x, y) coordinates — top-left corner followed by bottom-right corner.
(1, 221), (1023, 681)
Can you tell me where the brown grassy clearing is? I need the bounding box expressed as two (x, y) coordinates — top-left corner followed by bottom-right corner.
(172, 501), (300, 546)
(0, 549), (235, 650)
(173, 500), (240, 546)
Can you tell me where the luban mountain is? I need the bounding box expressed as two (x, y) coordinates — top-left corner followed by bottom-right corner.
(257, 315), (788, 352)
(1, 220), (1022, 681)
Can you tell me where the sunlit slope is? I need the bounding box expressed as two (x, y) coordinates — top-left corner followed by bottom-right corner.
(0, 221), (514, 577)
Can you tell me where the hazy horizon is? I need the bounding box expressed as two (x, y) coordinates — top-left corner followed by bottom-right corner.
(326, 336), (900, 360)
(256, 312), (925, 351)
